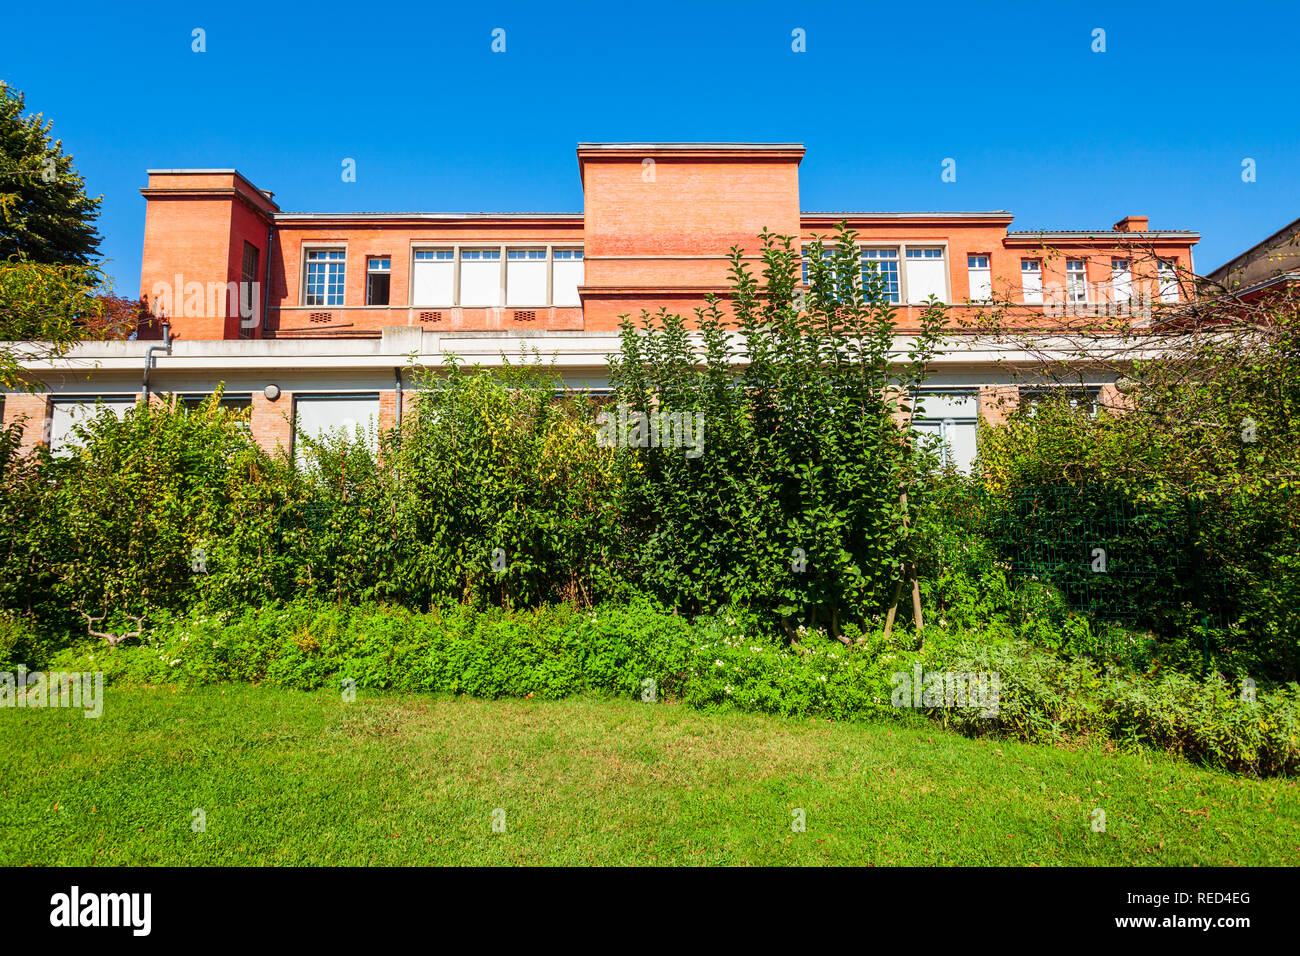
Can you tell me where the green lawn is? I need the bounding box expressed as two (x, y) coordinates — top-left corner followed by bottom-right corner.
(2, 684), (1297, 865)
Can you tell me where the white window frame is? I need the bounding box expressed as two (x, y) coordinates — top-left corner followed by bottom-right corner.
(967, 254), (992, 302)
(903, 246), (948, 304)
(1110, 258), (1132, 303)
(1021, 259), (1043, 304)
(409, 246), (584, 307)
(1065, 259), (1089, 306)
(49, 396), (135, 456)
(550, 248), (584, 307)
(303, 246), (347, 307)
(1158, 259), (1180, 302)
(366, 256), (391, 306)
(910, 389), (979, 474)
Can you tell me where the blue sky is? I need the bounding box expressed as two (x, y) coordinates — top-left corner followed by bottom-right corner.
(3, 0), (1297, 293)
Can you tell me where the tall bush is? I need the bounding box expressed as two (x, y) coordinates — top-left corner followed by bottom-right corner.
(609, 225), (947, 636)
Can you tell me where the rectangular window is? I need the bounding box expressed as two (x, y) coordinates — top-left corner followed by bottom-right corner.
(1066, 259), (1088, 305)
(241, 242), (259, 288)
(911, 392), (979, 474)
(1021, 259), (1043, 304)
(1158, 259), (1179, 302)
(801, 247), (835, 288)
(366, 257), (391, 306)
(179, 393), (253, 412)
(294, 394), (380, 467)
(967, 254), (992, 302)
(411, 250), (455, 306)
(506, 249), (548, 306)
(304, 249), (346, 307)
(49, 398), (134, 456)
(239, 242), (260, 338)
(861, 248), (900, 303)
(551, 249), (584, 307)
(904, 247), (947, 303)
(459, 249), (502, 307)
(1110, 259), (1131, 302)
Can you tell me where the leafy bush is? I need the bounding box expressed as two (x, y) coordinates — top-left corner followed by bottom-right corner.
(977, 398), (1300, 680)
(385, 357), (623, 609)
(932, 641), (1300, 776)
(49, 597), (1300, 775)
(610, 226), (947, 636)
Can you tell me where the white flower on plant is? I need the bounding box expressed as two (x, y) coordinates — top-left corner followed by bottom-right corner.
(715, 659), (724, 668)
(724, 685), (733, 695)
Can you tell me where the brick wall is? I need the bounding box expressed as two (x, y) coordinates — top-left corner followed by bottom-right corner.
(250, 390), (293, 457)
(978, 385), (1019, 425)
(2, 393), (51, 453)
(1098, 382), (1133, 415)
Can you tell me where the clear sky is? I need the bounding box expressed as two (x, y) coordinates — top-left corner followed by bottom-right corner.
(3, 0), (1297, 294)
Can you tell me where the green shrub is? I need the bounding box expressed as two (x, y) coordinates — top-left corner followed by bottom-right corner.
(931, 641), (1300, 776)
(610, 225), (947, 636)
(48, 596), (1300, 776)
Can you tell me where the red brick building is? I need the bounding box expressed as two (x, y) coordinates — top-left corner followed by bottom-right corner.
(4, 143), (1200, 470)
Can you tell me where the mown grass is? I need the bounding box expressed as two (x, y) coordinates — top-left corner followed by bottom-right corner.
(1, 684), (1297, 865)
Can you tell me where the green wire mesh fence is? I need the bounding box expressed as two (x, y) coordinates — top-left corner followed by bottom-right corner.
(925, 483), (1233, 630)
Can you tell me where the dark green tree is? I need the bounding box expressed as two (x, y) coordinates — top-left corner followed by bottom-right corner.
(0, 81), (102, 265)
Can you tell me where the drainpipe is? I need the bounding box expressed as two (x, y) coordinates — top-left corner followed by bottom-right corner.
(142, 321), (172, 401)
(394, 366), (403, 430)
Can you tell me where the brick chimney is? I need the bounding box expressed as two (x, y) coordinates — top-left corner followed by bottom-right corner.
(1113, 215), (1150, 233)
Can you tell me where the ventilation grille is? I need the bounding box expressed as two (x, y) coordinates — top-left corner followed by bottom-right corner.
(419, 311), (443, 323)
(513, 309), (537, 322)
(309, 312), (333, 323)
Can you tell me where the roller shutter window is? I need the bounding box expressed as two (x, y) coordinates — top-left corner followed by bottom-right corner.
(1021, 259), (1043, 304)
(459, 249), (502, 307)
(1110, 259), (1131, 303)
(294, 395), (380, 466)
(50, 398), (134, 456)
(506, 249), (547, 306)
(905, 247), (947, 303)
(552, 250), (584, 307)
(411, 250), (454, 306)
(912, 392), (978, 474)
(1158, 259), (1180, 302)
(967, 254), (992, 302)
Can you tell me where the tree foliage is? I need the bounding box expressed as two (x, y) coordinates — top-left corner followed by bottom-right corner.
(610, 225), (947, 638)
(0, 81), (101, 265)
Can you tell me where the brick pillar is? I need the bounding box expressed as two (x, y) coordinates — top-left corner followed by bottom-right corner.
(1097, 383), (1132, 416)
(978, 385), (1019, 425)
(2, 393), (52, 453)
(378, 389), (398, 437)
(882, 386), (912, 428)
(250, 390), (293, 457)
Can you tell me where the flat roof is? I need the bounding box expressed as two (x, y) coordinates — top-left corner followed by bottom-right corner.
(1007, 229), (1199, 241)
(577, 142), (804, 150)
(274, 211), (582, 220)
(803, 211), (1012, 218)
